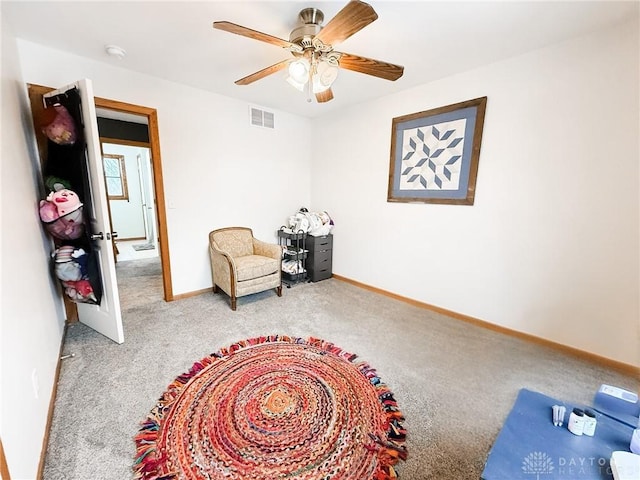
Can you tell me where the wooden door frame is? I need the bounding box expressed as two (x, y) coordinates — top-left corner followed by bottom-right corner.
(0, 437), (10, 480)
(27, 84), (173, 302)
(94, 96), (173, 301)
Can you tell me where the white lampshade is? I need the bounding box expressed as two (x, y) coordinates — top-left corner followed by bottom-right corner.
(288, 59), (310, 84)
(312, 60), (339, 93)
(317, 60), (339, 86)
(286, 76), (307, 92)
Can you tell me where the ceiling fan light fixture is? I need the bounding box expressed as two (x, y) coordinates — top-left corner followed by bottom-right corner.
(286, 76), (306, 92)
(311, 76), (330, 94)
(288, 58), (310, 84)
(316, 60), (339, 87)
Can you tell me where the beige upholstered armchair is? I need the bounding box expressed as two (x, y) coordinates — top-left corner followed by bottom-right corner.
(209, 227), (283, 310)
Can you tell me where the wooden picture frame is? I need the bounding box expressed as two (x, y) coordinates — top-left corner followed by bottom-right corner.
(102, 153), (129, 200)
(387, 97), (487, 205)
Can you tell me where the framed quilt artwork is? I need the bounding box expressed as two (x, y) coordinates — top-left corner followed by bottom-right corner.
(387, 97), (487, 205)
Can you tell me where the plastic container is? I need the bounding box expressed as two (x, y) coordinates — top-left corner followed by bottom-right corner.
(583, 409), (597, 436)
(568, 408), (585, 436)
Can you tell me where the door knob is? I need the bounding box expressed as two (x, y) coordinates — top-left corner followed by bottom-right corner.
(112, 232), (119, 239)
(90, 232), (104, 241)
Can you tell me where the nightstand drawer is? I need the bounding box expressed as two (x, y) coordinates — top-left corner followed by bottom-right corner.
(307, 234), (333, 252)
(308, 248), (331, 264)
(309, 267), (332, 282)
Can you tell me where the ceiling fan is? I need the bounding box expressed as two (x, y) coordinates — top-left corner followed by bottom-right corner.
(213, 0), (404, 103)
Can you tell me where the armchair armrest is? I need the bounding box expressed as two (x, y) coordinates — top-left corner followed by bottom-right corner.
(209, 243), (236, 293)
(253, 238), (283, 260)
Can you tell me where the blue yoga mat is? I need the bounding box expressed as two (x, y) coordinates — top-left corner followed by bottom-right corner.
(482, 389), (634, 480)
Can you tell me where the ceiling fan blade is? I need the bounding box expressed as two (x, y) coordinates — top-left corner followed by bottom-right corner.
(235, 59), (290, 85)
(315, 1), (378, 46)
(337, 52), (404, 81)
(213, 21), (295, 49)
(315, 88), (334, 103)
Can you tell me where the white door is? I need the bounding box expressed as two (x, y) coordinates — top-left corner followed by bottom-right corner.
(44, 79), (124, 344)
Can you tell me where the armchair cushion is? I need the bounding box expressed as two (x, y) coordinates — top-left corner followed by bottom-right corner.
(235, 255), (279, 282)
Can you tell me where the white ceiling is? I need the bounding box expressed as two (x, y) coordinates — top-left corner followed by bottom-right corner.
(3, 1), (637, 118)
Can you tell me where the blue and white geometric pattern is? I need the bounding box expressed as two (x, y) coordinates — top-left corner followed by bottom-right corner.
(399, 118), (467, 191)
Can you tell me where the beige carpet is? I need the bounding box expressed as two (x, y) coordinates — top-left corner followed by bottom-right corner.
(42, 257), (638, 479)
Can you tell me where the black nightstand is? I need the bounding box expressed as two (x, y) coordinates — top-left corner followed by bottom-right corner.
(306, 234), (332, 282)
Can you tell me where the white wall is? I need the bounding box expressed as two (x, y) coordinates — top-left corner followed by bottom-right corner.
(1, 19), (67, 480)
(103, 143), (147, 240)
(310, 19), (640, 367)
(16, 40), (313, 295)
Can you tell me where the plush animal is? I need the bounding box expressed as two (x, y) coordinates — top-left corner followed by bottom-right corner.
(39, 189), (85, 240)
(73, 280), (95, 298)
(44, 176), (71, 193)
(41, 104), (76, 146)
(39, 200), (59, 223)
(54, 246), (86, 282)
(62, 279), (97, 304)
(39, 188), (84, 239)
(51, 216), (84, 240)
(46, 189), (82, 217)
(54, 259), (82, 282)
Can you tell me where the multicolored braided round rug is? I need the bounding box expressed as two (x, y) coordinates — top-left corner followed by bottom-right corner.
(134, 336), (407, 480)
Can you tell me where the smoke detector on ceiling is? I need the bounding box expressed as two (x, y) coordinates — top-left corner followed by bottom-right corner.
(105, 44), (126, 59)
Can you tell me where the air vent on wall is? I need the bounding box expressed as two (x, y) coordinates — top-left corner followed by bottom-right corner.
(249, 106), (275, 129)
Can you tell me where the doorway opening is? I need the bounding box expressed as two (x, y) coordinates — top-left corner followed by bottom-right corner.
(100, 140), (157, 261)
(94, 97), (173, 301)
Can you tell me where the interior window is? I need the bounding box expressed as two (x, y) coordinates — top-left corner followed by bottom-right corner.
(103, 153), (128, 200)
